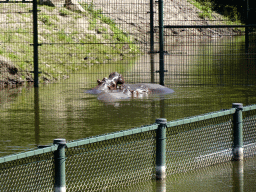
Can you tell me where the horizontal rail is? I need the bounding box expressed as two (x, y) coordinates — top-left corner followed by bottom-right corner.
(0, 0), (32, 3)
(0, 145), (58, 164)
(166, 108), (236, 128)
(243, 104), (256, 112)
(66, 124), (158, 148)
(161, 24), (256, 29)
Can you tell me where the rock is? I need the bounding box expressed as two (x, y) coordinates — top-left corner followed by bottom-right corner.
(8, 66), (18, 75)
(39, 0), (85, 13)
(26, 77), (34, 82)
(65, 0), (85, 12)
(39, 0), (65, 7)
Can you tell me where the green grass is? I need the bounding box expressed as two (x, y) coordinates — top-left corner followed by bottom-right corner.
(59, 8), (72, 16)
(38, 14), (59, 26)
(38, 14), (52, 25)
(187, 0), (242, 25)
(187, 0), (213, 19)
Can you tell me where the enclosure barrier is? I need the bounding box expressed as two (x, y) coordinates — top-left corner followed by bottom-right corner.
(0, 103), (255, 191)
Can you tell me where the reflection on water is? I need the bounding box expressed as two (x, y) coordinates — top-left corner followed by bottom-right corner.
(112, 156), (256, 192)
(163, 156), (256, 192)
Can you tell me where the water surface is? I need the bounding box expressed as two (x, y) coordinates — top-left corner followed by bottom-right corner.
(0, 36), (255, 156)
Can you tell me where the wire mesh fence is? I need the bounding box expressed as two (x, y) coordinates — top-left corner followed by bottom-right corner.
(0, 2), (34, 88)
(243, 106), (256, 158)
(0, 151), (55, 191)
(65, 130), (156, 191)
(36, 0), (152, 85)
(1, 0), (255, 86)
(0, 104), (255, 191)
(166, 114), (234, 175)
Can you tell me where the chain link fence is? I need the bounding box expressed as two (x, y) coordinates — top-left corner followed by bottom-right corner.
(166, 114), (234, 175)
(243, 106), (256, 158)
(0, 150), (55, 191)
(0, 104), (255, 191)
(65, 130), (156, 191)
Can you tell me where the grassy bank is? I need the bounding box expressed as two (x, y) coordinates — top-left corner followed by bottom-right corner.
(0, 3), (140, 85)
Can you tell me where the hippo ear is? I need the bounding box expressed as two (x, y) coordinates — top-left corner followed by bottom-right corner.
(119, 75), (125, 84)
(97, 79), (101, 85)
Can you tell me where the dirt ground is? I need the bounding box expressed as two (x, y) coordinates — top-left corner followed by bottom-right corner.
(90, 0), (242, 45)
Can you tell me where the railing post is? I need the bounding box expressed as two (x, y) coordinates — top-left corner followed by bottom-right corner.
(54, 139), (66, 192)
(155, 118), (167, 180)
(232, 103), (243, 161)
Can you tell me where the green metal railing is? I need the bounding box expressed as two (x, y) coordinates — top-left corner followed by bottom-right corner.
(0, 103), (256, 191)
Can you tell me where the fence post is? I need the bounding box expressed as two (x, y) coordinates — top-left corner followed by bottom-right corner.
(33, 0), (39, 88)
(150, 0), (154, 54)
(232, 103), (243, 161)
(245, 0), (249, 53)
(155, 118), (167, 180)
(54, 139), (66, 192)
(150, 0), (155, 83)
(158, 0), (165, 85)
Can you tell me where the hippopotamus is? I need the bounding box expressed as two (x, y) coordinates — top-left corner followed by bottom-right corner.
(86, 72), (125, 95)
(86, 72), (174, 102)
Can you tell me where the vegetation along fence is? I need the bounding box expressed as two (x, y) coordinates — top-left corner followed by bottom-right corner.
(0, 103), (255, 191)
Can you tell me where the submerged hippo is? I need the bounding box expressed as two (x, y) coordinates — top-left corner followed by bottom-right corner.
(86, 72), (174, 102)
(86, 72), (125, 95)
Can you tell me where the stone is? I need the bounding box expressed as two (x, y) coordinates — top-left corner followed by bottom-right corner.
(39, 0), (65, 7)
(39, 0), (85, 13)
(65, 0), (85, 12)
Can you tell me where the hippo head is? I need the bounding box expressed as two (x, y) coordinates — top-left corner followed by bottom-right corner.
(96, 72), (125, 91)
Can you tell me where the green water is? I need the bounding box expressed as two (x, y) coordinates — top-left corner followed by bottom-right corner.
(0, 36), (255, 190)
(0, 36), (255, 154)
(1, 82), (255, 156)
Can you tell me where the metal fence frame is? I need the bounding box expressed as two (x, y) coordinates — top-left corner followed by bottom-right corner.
(0, 103), (255, 191)
(1, 0), (255, 86)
